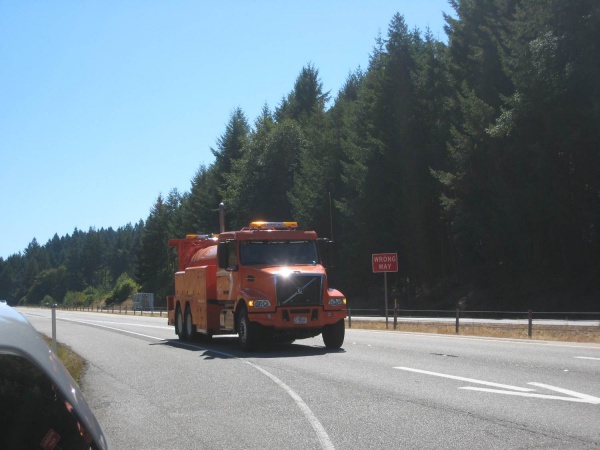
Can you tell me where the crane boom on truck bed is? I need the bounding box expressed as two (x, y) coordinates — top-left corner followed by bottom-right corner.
(166, 209), (347, 351)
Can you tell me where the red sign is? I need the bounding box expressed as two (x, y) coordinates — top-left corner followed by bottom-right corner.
(40, 429), (61, 450)
(372, 253), (398, 273)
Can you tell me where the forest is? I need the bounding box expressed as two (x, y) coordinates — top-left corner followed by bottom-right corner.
(1, 0), (599, 312)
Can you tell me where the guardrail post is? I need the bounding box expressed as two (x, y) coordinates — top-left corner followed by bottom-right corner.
(348, 307), (352, 328)
(528, 309), (533, 338)
(455, 308), (460, 334)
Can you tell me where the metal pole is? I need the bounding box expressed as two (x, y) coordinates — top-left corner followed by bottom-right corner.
(348, 307), (352, 328)
(528, 309), (533, 338)
(384, 272), (389, 329)
(328, 191), (334, 241)
(455, 308), (460, 334)
(51, 304), (57, 353)
(393, 298), (398, 330)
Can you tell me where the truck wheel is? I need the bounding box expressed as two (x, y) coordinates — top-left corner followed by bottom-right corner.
(238, 306), (259, 352)
(322, 319), (345, 349)
(175, 304), (184, 339)
(184, 305), (196, 341)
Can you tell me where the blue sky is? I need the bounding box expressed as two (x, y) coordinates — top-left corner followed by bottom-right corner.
(0, 1), (452, 259)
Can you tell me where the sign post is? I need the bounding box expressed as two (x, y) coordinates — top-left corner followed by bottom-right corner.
(372, 253), (398, 329)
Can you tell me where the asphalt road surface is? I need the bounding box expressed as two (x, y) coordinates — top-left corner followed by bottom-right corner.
(19, 307), (600, 449)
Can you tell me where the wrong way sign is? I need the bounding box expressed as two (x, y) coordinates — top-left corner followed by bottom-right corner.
(372, 253), (398, 273)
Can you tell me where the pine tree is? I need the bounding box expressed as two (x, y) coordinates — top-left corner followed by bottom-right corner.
(136, 194), (176, 305)
(287, 65), (338, 235)
(486, 0), (600, 307)
(275, 64), (330, 124)
(211, 107), (250, 181)
(436, 0), (521, 305)
(223, 107), (306, 228)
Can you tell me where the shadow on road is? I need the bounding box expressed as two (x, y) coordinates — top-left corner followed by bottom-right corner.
(156, 336), (346, 360)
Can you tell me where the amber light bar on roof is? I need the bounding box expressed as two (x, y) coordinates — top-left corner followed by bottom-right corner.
(249, 221), (299, 229)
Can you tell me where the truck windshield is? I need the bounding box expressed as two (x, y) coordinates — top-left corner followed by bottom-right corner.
(240, 240), (318, 266)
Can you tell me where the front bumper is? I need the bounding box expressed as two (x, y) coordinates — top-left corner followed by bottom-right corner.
(248, 307), (346, 330)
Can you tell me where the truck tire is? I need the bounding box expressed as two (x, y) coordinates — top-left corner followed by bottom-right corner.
(183, 305), (196, 341)
(238, 306), (259, 352)
(175, 304), (184, 339)
(322, 319), (345, 349)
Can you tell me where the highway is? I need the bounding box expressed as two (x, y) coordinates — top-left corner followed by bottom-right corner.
(19, 307), (600, 449)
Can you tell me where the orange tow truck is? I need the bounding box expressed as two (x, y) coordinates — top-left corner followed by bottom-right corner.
(167, 208), (347, 351)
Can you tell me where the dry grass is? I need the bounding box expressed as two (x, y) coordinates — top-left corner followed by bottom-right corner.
(347, 320), (600, 344)
(41, 335), (87, 384)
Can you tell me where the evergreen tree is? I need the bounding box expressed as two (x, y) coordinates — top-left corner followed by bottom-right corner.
(436, 0), (520, 305)
(338, 15), (452, 305)
(180, 166), (222, 234)
(136, 194), (178, 305)
(211, 107), (250, 179)
(223, 105), (305, 229)
(276, 64), (330, 124)
(229, 119), (305, 223)
(287, 65), (338, 236)
(486, 0), (600, 307)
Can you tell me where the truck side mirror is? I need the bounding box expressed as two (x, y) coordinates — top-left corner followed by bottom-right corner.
(317, 238), (335, 269)
(217, 242), (229, 269)
(218, 240), (238, 271)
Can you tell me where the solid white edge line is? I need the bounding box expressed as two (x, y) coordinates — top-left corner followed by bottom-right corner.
(58, 317), (336, 450)
(246, 361), (336, 450)
(59, 318), (168, 341)
(575, 356), (600, 361)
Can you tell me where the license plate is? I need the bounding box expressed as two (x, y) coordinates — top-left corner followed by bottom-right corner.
(294, 316), (308, 325)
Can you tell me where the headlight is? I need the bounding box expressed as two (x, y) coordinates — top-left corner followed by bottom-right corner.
(328, 297), (346, 306)
(251, 300), (270, 308)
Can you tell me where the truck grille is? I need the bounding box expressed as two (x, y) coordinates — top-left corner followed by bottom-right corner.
(276, 274), (323, 307)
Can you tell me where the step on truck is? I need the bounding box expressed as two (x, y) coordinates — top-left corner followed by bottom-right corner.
(166, 206), (347, 351)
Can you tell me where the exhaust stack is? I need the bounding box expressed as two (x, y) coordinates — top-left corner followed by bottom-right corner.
(219, 202), (225, 233)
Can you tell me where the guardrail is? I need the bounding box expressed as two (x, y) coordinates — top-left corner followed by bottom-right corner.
(54, 304), (167, 317)
(49, 304), (600, 341)
(347, 307), (600, 338)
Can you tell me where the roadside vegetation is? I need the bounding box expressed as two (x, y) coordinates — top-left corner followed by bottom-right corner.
(42, 335), (86, 384)
(348, 320), (600, 344)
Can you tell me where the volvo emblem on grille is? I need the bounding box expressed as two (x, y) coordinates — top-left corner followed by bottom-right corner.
(283, 277), (318, 304)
